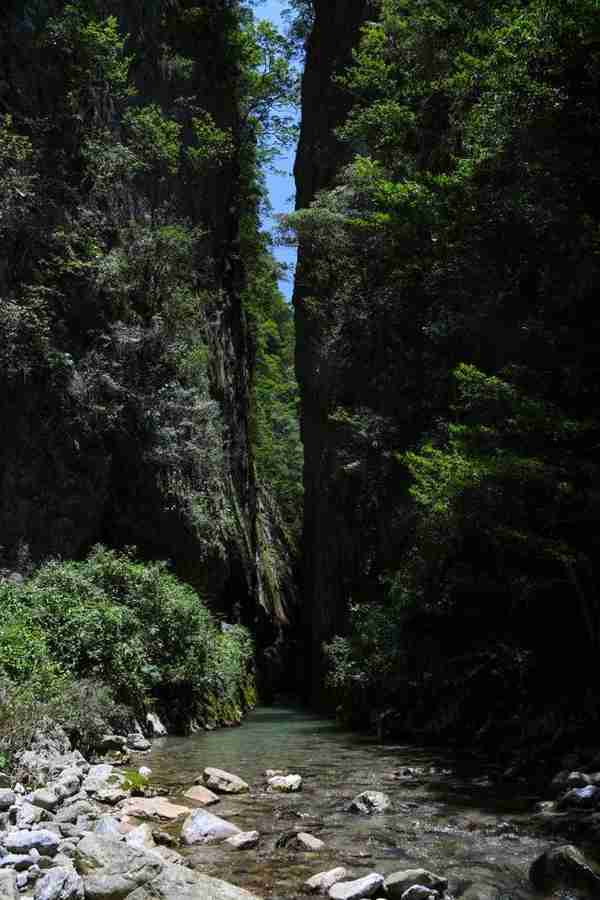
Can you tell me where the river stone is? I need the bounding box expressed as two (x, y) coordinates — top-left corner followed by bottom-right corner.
(267, 775), (302, 793)
(0, 870), (18, 900)
(0, 854), (36, 871)
(55, 800), (97, 824)
(75, 834), (162, 899)
(5, 830), (59, 857)
(202, 768), (249, 795)
(183, 786), (219, 806)
(290, 833), (325, 852)
(0, 792), (15, 813)
(11, 801), (45, 828)
(94, 785), (128, 806)
(303, 867), (348, 894)
(557, 785), (600, 809)
(349, 792), (391, 815)
(400, 888), (437, 900)
(127, 735), (151, 753)
(328, 874), (384, 900)
(97, 735), (127, 753)
(34, 867), (84, 900)
(181, 809), (241, 845)
(225, 831), (260, 851)
(30, 789), (60, 813)
(384, 870), (447, 898)
(126, 865), (262, 900)
(52, 772), (82, 803)
(120, 797), (189, 821)
(530, 844), (600, 894)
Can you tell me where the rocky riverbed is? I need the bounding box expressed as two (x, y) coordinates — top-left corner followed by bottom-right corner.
(2, 708), (600, 900)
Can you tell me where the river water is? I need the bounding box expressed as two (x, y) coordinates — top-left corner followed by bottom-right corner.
(140, 706), (555, 900)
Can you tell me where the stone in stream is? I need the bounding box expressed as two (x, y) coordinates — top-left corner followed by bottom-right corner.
(267, 775), (302, 793)
(181, 809), (241, 845)
(289, 833), (325, 852)
(127, 734), (152, 752)
(126, 865), (262, 900)
(384, 870), (447, 898)
(328, 873), (384, 900)
(0, 870), (18, 900)
(184, 785), (220, 806)
(349, 792), (391, 815)
(530, 844), (600, 895)
(119, 797), (189, 821)
(225, 831), (260, 850)
(33, 866), (84, 900)
(303, 868), (348, 894)
(400, 888), (437, 900)
(201, 768), (249, 795)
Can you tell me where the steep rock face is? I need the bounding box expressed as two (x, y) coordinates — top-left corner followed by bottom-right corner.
(293, 0), (371, 697)
(0, 1), (292, 638)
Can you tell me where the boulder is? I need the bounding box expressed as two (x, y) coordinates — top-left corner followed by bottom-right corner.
(225, 831), (260, 851)
(126, 865), (262, 900)
(34, 867), (84, 900)
(349, 792), (391, 815)
(303, 868), (348, 894)
(30, 789), (60, 813)
(181, 810), (241, 845)
(119, 797), (189, 822)
(55, 801), (97, 825)
(383, 870), (447, 899)
(0, 870), (18, 900)
(127, 735), (151, 753)
(267, 775), (302, 793)
(0, 792), (15, 813)
(289, 833), (325, 852)
(183, 786), (219, 806)
(400, 889), (437, 900)
(74, 834), (162, 900)
(557, 785), (600, 810)
(530, 844), (600, 894)
(97, 736), (127, 753)
(328, 874), (384, 900)
(4, 830), (59, 857)
(202, 768), (249, 795)
(0, 855), (36, 872)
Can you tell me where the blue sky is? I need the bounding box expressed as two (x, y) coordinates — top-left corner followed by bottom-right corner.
(255, 0), (298, 300)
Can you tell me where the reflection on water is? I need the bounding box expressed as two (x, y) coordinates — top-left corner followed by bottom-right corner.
(140, 707), (554, 899)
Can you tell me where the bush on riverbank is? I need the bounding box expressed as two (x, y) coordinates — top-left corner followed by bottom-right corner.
(0, 547), (256, 765)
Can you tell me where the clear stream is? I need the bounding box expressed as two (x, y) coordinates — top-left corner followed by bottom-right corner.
(140, 706), (556, 900)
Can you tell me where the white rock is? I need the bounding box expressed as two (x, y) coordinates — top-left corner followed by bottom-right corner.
(304, 868), (348, 894)
(328, 874), (384, 900)
(225, 831), (260, 851)
(267, 775), (302, 793)
(0, 870), (19, 900)
(33, 866), (84, 900)
(181, 810), (241, 845)
(291, 833), (325, 852)
(202, 768), (249, 795)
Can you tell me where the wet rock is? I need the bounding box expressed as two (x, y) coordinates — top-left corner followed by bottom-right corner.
(267, 775), (302, 793)
(97, 736), (127, 754)
(557, 785), (600, 810)
(265, 770), (286, 779)
(0, 793), (15, 814)
(303, 867), (348, 894)
(400, 889), (436, 900)
(225, 831), (260, 850)
(183, 786), (219, 806)
(127, 735), (151, 753)
(289, 833), (325, 852)
(30, 790), (60, 813)
(34, 867), (84, 900)
(328, 873), (384, 900)
(126, 865), (262, 900)
(146, 714), (167, 738)
(383, 870), (447, 898)
(0, 871), (19, 900)
(75, 834), (162, 899)
(181, 810), (241, 845)
(5, 830), (59, 858)
(349, 792), (391, 815)
(201, 768), (249, 795)
(119, 798), (189, 822)
(530, 844), (600, 894)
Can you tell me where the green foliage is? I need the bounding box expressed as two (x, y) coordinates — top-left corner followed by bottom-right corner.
(187, 112), (235, 172)
(122, 105), (182, 177)
(121, 768), (150, 793)
(0, 547), (255, 721)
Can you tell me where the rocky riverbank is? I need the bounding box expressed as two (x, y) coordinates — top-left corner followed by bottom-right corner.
(3, 717), (600, 900)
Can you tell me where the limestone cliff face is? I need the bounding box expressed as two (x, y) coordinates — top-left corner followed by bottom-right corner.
(293, 0), (371, 697)
(0, 1), (293, 642)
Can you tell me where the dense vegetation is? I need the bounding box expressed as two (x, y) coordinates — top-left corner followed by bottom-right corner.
(291, 0), (600, 751)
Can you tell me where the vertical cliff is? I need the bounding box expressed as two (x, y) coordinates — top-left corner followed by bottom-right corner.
(0, 1), (293, 643)
(293, 0), (371, 697)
